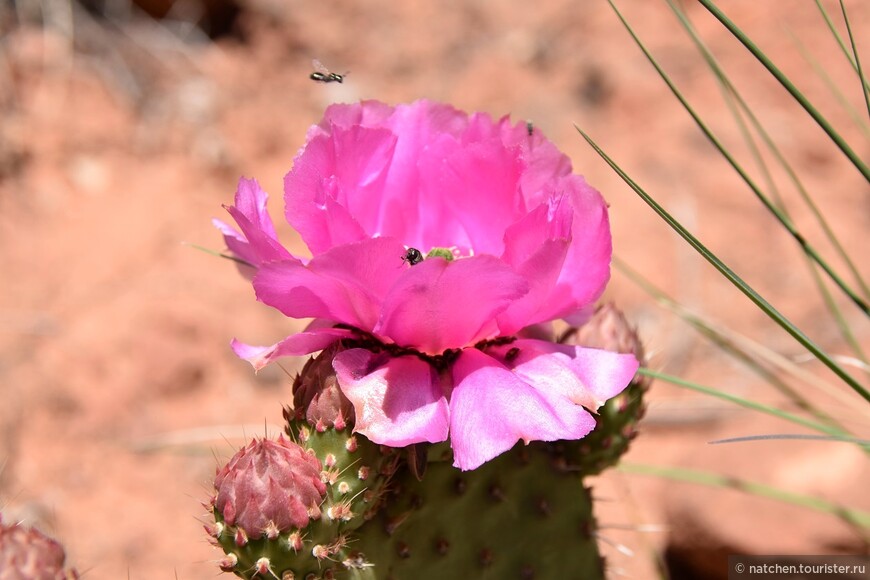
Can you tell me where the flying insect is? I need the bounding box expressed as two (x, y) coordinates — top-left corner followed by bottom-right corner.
(310, 59), (347, 84)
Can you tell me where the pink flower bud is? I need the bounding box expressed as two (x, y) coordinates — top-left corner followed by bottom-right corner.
(213, 435), (326, 538)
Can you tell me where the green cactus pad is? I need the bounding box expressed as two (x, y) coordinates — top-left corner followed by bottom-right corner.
(349, 442), (604, 580)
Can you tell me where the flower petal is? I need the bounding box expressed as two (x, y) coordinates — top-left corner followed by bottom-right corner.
(498, 117), (573, 204)
(231, 327), (355, 371)
(497, 196), (574, 333)
(493, 339), (639, 410)
(416, 136), (526, 256)
(333, 349), (449, 446)
(534, 177), (612, 322)
(214, 177), (293, 267)
(312, 100), (479, 250)
(376, 255), (529, 354)
(449, 348), (597, 471)
(284, 125), (397, 254)
(254, 237), (407, 331)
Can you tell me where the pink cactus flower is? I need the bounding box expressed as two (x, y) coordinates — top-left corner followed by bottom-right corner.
(215, 99), (639, 470)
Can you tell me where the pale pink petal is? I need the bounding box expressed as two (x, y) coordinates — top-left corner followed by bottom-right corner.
(492, 339), (639, 410)
(376, 255), (529, 354)
(254, 237), (407, 331)
(333, 349), (449, 446)
(231, 327), (356, 371)
(449, 348), (597, 471)
(284, 126), (395, 254)
(214, 177), (293, 266)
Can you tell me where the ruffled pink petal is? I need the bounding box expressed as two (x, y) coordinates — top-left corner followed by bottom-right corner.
(497, 117), (573, 206)
(449, 348), (597, 471)
(376, 255), (529, 354)
(532, 177), (613, 322)
(231, 327), (355, 371)
(497, 196), (573, 334)
(492, 339), (639, 410)
(416, 136), (526, 256)
(315, 100), (396, 133)
(284, 125), (396, 254)
(333, 349), (449, 446)
(214, 177), (293, 266)
(322, 100), (475, 249)
(254, 237), (407, 331)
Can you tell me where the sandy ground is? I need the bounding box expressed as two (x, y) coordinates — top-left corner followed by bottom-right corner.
(0, 0), (868, 577)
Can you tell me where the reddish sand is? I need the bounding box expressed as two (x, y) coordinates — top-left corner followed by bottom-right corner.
(0, 1), (867, 577)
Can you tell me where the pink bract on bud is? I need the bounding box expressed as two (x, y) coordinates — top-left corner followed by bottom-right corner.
(565, 303), (645, 362)
(289, 343), (356, 431)
(213, 435), (327, 538)
(0, 516), (79, 579)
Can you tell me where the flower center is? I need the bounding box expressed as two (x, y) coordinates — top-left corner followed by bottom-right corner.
(424, 247), (456, 261)
(335, 323), (517, 371)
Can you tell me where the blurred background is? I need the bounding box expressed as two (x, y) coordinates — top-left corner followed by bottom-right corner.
(0, 0), (867, 577)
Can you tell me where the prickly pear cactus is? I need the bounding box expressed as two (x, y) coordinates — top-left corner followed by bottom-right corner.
(352, 442), (603, 580)
(208, 306), (648, 579)
(208, 345), (401, 579)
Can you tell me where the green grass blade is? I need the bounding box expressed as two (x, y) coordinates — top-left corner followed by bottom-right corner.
(606, 0), (869, 316)
(709, 434), (870, 447)
(637, 368), (850, 438)
(793, 33), (870, 141)
(614, 258), (867, 414)
(663, 0), (868, 363)
(614, 257), (858, 429)
(662, 0), (869, 366)
(839, 0), (870, 120)
(696, 0), (870, 182)
(814, 0), (868, 83)
(662, 2), (777, 200)
(619, 462), (870, 532)
(664, 0), (870, 305)
(576, 126), (869, 402)
(806, 259), (869, 368)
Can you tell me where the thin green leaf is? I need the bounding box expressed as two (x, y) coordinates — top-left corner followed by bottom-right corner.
(606, 0), (869, 316)
(696, 0), (870, 182)
(576, 126), (869, 402)
(793, 32), (870, 141)
(664, 0), (870, 307)
(613, 257), (862, 429)
(637, 368), (850, 438)
(839, 0), (870, 120)
(709, 434), (870, 447)
(806, 259), (869, 368)
(666, 2), (868, 362)
(814, 0), (870, 108)
(814, 0), (867, 81)
(619, 462), (870, 532)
